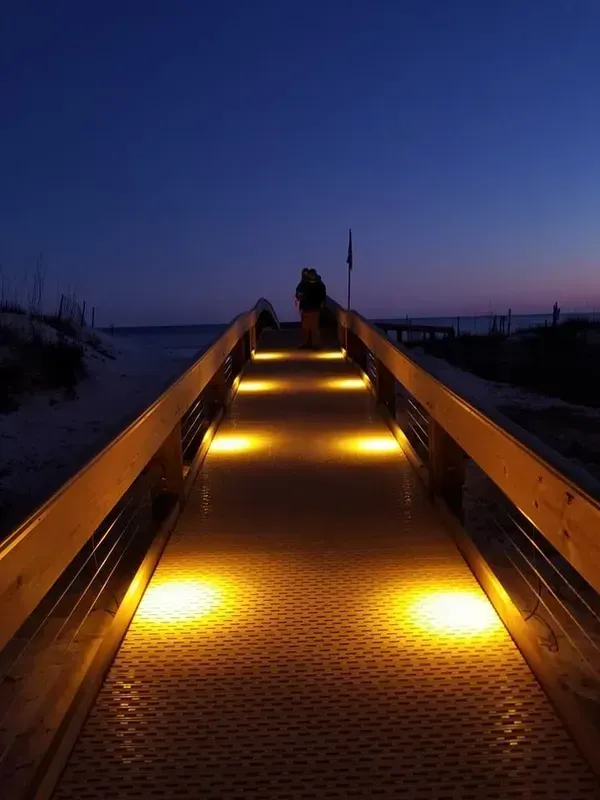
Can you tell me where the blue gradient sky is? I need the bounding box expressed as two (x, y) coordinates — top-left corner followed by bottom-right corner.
(2, 1), (599, 325)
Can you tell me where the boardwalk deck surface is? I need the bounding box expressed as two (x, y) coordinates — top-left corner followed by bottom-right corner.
(54, 332), (599, 799)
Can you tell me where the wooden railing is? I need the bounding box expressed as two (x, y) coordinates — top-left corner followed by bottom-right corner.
(328, 300), (600, 776)
(329, 301), (600, 596)
(0, 298), (278, 655)
(328, 298), (600, 771)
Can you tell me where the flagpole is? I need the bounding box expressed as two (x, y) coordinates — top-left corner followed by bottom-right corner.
(347, 263), (352, 311)
(346, 228), (353, 310)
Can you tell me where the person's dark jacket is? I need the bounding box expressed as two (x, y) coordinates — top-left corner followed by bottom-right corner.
(296, 278), (326, 311)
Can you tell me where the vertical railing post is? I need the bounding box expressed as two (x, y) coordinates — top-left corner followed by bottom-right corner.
(207, 363), (228, 417)
(375, 359), (396, 417)
(347, 330), (367, 371)
(151, 421), (184, 513)
(429, 420), (465, 521)
(231, 336), (246, 378)
(249, 323), (257, 354)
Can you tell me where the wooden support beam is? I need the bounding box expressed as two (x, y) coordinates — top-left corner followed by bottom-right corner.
(150, 422), (184, 506)
(429, 420), (465, 522)
(376, 358), (396, 417)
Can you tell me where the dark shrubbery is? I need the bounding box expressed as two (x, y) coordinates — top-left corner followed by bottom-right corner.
(38, 338), (86, 389)
(0, 362), (24, 412)
(0, 326), (86, 412)
(414, 321), (600, 407)
(37, 313), (78, 339)
(0, 301), (26, 315)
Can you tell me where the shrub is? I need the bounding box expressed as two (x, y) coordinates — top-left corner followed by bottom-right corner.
(0, 362), (24, 412)
(37, 313), (78, 339)
(38, 338), (86, 389)
(0, 301), (26, 314)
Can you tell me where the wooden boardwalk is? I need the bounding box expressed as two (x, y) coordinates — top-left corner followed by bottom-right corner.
(53, 332), (598, 799)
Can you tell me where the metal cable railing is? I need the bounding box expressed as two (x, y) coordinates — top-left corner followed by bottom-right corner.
(365, 350), (378, 387)
(493, 499), (600, 673)
(464, 465), (600, 698)
(0, 322), (263, 790)
(223, 352), (233, 385)
(0, 473), (155, 759)
(396, 384), (430, 461)
(180, 352), (235, 467)
(338, 307), (600, 763)
(0, 300), (281, 795)
(358, 342), (431, 463)
(181, 395), (207, 464)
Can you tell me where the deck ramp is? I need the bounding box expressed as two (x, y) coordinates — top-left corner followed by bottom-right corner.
(54, 333), (599, 799)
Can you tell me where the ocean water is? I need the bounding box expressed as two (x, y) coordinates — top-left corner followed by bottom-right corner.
(107, 311), (598, 360)
(109, 323), (227, 362)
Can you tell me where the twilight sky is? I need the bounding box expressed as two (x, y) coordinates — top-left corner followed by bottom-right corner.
(1, 0), (599, 325)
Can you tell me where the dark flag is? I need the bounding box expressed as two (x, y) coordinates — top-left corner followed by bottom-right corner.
(346, 228), (353, 271)
(346, 228), (353, 310)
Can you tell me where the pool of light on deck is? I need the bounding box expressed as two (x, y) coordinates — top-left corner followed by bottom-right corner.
(325, 378), (366, 391)
(407, 589), (501, 639)
(339, 434), (401, 456)
(237, 380), (282, 393)
(136, 579), (223, 625)
(253, 351), (286, 361)
(253, 350), (344, 362)
(210, 434), (266, 454)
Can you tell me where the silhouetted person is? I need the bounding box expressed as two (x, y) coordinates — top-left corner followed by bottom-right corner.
(296, 268), (326, 349)
(294, 268), (310, 310)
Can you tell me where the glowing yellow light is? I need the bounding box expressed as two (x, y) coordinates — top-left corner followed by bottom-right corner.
(210, 435), (259, 454)
(314, 351), (344, 360)
(357, 437), (398, 453)
(340, 435), (400, 455)
(238, 380), (280, 393)
(409, 590), (499, 637)
(137, 580), (221, 624)
(253, 351), (286, 361)
(326, 378), (365, 391)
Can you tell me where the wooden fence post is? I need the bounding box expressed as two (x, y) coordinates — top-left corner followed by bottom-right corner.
(207, 363), (228, 416)
(347, 330), (367, 371)
(231, 337), (246, 378)
(376, 359), (396, 417)
(337, 322), (347, 351)
(151, 421), (184, 510)
(429, 420), (465, 521)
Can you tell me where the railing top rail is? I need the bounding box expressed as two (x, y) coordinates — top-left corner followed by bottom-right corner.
(0, 298), (278, 653)
(330, 300), (600, 597)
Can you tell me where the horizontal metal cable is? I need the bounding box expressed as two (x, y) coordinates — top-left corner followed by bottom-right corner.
(52, 500), (149, 642)
(0, 491), (139, 680)
(494, 516), (600, 661)
(497, 503), (600, 630)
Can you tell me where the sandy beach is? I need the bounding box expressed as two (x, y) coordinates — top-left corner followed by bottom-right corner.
(0, 321), (215, 537)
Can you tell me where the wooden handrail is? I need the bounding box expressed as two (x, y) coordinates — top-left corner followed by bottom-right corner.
(329, 300), (600, 597)
(0, 298), (278, 653)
